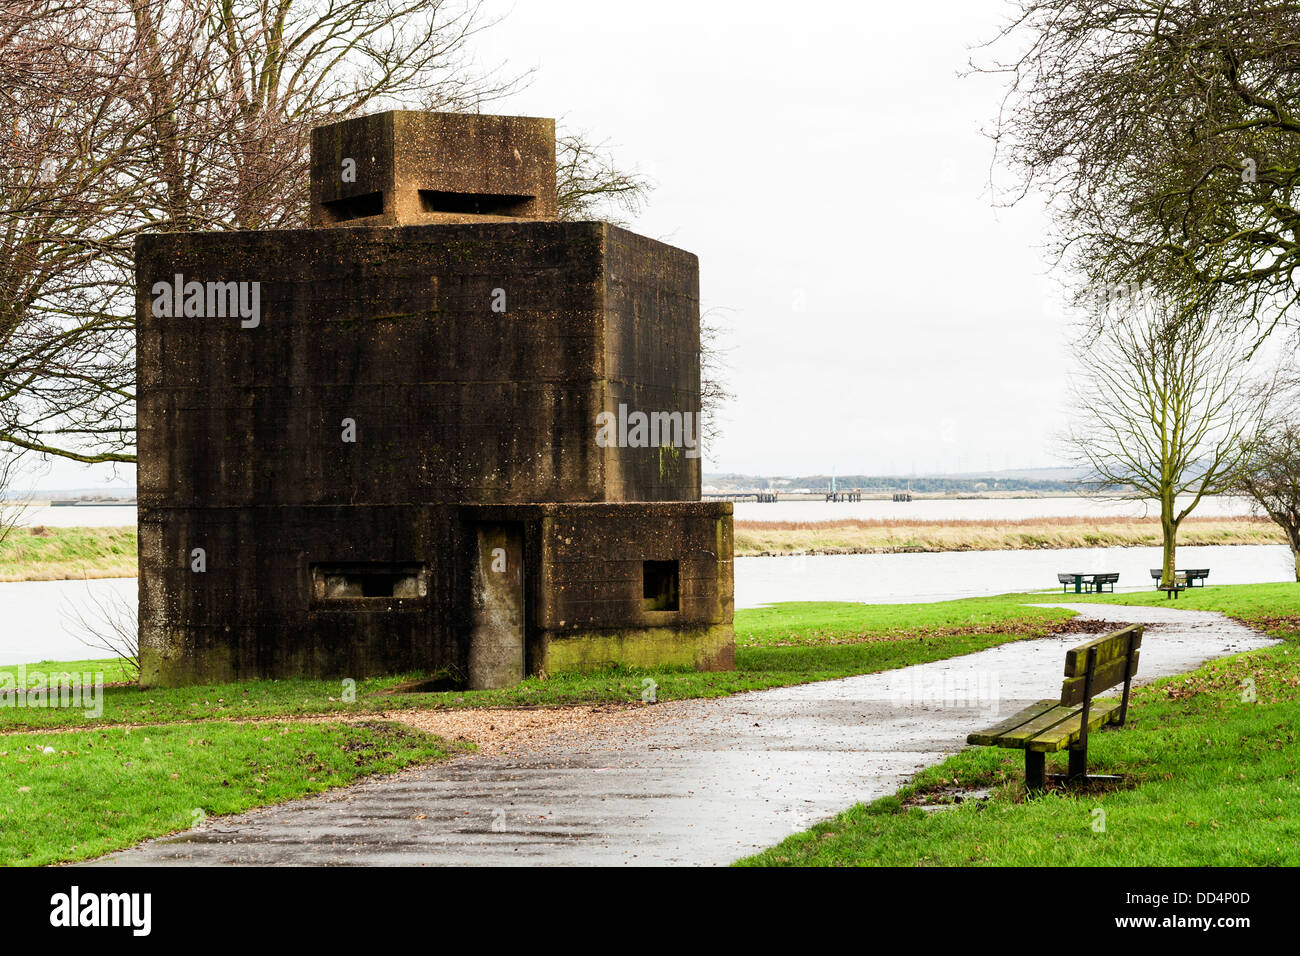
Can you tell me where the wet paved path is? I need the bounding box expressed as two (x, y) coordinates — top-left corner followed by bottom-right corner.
(96, 603), (1273, 866)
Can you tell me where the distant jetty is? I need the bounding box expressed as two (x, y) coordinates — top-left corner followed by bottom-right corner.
(705, 490), (1104, 503)
(43, 497), (137, 507)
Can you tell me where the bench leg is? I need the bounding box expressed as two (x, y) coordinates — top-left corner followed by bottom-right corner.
(1068, 745), (1087, 783)
(1025, 750), (1045, 792)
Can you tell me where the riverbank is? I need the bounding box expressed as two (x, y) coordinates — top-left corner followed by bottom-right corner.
(0, 526), (136, 582)
(1, 517), (1288, 582)
(735, 514), (1283, 556)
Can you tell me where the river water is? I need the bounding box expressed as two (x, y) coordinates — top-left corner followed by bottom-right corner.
(1, 498), (1293, 665)
(734, 543), (1295, 609)
(1, 577), (137, 667)
(1, 543), (1294, 666)
(15, 505), (137, 528)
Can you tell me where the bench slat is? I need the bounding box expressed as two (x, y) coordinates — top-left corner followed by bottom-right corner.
(1063, 625), (1142, 677)
(1059, 651), (1140, 706)
(1026, 699), (1122, 752)
(966, 699), (1057, 746)
(990, 704), (1082, 748)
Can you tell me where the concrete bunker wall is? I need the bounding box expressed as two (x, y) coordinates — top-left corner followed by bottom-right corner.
(136, 221), (701, 510)
(139, 501), (733, 686)
(136, 215), (729, 687)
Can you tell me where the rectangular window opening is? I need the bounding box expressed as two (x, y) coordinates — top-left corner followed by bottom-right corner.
(312, 563), (427, 602)
(642, 560), (679, 612)
(321, 191), (384, 222)
(419, 190), (533, 216)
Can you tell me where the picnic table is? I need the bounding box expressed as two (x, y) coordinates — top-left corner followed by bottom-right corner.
(1056, 572), (1120, 594)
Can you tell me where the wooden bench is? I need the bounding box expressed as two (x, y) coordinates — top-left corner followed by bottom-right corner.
(967, 624), (1142, 791)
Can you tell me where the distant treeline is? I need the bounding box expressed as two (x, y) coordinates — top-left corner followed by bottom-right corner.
(706, 474), (1092, 494)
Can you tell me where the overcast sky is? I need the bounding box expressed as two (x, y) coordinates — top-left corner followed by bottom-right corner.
(480, 0), (1070, 477)
(41, 0), (1074, 490)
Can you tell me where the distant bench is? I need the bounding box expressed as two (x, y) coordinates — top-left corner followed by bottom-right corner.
(967, 625), (1143, 790)
(1057, 572), (1119, 594)
(1150, 568), (1209, 587)
(1149, 568), (1208, 599)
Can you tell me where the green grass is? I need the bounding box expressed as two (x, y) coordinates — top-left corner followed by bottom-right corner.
(739, 582), (1300, 866)
(7, 583), (1290, 867)
(0, 593), (1074, 866)
(0, 597), (1074, 731)
(735, 595), (1070, 644)
(1002, 580), (1300, 626)
(0, 720), (457, 866)
(0, 525), (136, 581)
(2, 657), (136, 686)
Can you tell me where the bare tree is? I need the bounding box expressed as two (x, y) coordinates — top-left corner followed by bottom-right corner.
(980, 1), (1300, 344)
(3, 1), (665, 467)
(126, 0), (524, 233)
(1065, 294), (1273, 586)
(1, 2), (143, 464)
(0, 446), (31, 549)
(1233, 416), (1300, 581)
(698, 308), (734, 457)
(61, 581), (140, 680)
(555, 129), (651, 224)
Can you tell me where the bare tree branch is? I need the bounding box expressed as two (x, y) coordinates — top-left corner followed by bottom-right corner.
(1064, 292), (1274, 584)
(979, 1), (1300, 347)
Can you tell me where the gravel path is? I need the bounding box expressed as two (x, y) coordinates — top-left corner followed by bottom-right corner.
(93, 602), (1274, 867)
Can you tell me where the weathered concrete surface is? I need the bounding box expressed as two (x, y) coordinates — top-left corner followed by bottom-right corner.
(139, 109), (730, 687)
(310, 111), (558, 227)
(95, 603), (1274, 867)
(135, 219), (726, 685)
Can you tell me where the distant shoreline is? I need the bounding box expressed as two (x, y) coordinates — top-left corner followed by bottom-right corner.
(710, 490), (1138, 501)
(734, 514), (1282, 557)
(0, 518), (1286, 581)
(0, 527), (136, 583)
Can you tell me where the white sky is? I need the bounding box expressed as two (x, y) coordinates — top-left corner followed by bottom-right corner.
(474, 0), (1070, 476)
(40, 0), (1073, 491)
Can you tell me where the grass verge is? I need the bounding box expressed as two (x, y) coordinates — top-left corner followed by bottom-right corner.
(0, 720), (457, 865)
(3, 519), (1285, 574)
(1, 596), (1075, 731)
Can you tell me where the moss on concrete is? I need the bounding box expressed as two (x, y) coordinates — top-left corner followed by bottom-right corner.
(544, 623), (734, 674)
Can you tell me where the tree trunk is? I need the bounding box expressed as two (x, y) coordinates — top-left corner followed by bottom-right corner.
(1160, 497), (1178, 588)
(1289, 528), (1300, 583)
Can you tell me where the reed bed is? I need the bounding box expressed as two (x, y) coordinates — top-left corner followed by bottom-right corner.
(734, 514), (1283, 556)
